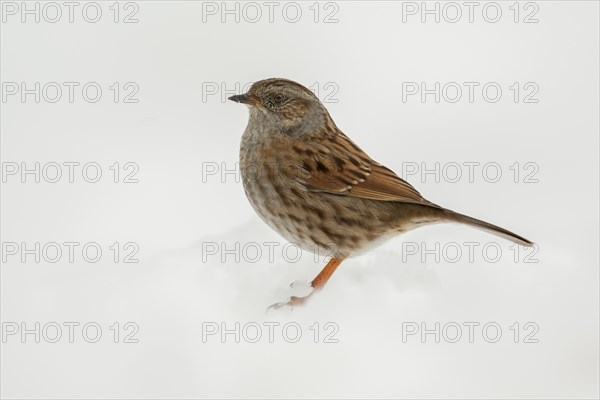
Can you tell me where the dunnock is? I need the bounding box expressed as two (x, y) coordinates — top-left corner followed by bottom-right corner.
(230, 78), (533, 308)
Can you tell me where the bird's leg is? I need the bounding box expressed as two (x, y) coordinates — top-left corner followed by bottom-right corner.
(310, 257), (343, 290)
(268, 258), (343, 310)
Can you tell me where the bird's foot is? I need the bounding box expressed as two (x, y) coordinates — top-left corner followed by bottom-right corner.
(267, 292), (314, 311)
(266, 258), (344, 312)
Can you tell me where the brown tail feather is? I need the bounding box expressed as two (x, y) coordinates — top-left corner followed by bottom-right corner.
(444, 210), (534, 247)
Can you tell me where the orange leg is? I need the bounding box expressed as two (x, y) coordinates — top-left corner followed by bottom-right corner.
(310, 258), (343, 290)
(269, 258), (344, 310)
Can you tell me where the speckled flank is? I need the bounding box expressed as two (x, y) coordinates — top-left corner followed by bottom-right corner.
(240, 130), (445, 259)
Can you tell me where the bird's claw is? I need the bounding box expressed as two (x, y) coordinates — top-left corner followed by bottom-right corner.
(266, 294), (312, 312)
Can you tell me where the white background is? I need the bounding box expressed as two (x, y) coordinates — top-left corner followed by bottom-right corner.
(1, 1), (599, 398)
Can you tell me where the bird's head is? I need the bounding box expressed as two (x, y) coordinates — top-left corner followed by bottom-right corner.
(229, 78), (332, 136)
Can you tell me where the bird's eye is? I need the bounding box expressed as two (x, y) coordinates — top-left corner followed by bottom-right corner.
(274, 93), (286, 103)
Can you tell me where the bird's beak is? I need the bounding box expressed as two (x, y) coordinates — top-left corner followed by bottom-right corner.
(228, 93), (262, 107)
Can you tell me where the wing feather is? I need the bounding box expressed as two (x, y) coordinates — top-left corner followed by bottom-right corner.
(288, 132), (437, 207)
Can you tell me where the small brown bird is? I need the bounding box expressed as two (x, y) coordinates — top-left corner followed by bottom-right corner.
(230, 78), (533, 308)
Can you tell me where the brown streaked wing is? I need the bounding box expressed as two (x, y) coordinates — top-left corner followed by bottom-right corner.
(289, 131), (439, 207)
